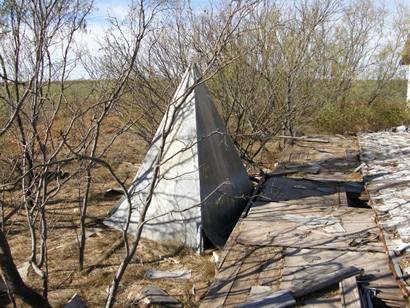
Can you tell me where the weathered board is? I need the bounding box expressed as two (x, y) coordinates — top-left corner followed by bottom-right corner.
(201, 136), (406, 307)
(339, 276), (362, 308)
(359, 131), (410, 297)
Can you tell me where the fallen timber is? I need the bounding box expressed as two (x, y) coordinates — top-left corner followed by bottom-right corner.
(201, 135), (408, 307)
(359, 131), (410, 299)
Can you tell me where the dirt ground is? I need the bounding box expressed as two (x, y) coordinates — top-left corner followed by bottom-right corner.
(1, 129), (220, 307)
(5, 208), (216, 307)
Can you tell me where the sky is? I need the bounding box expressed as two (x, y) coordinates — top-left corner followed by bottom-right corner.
(71, 1), (129, 79)
(71, 0), (410, 79)
(89, 0), (207, 21)
(71, 0), (208, 79)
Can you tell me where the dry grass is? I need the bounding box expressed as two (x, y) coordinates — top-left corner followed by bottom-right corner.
(4, 190), (216, 307)
(1, 128), (216, 307)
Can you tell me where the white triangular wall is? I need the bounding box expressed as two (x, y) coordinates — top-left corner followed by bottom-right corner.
(105, 67), (202, 248)
(105, 65), (252, 250)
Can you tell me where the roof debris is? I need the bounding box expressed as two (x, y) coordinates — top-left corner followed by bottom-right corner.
(360, 131), (410, 296)
(64, 293), (87, 308)
(201, 135), (407, 307)
(144, 268), (192, 280)
(137, 286), (182, 307)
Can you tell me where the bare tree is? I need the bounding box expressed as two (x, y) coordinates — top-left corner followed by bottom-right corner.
(74, 0), (165, 271)
(80, 1), (260, 306)
(0, 229), (51, 307)
(0, 0), (92, 301)
(212, 0), (409, 155)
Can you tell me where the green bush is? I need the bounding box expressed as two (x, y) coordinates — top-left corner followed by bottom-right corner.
(315, 100), (410, 134)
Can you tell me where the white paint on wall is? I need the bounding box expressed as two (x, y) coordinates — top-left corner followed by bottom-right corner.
(105, 68), (202, 248)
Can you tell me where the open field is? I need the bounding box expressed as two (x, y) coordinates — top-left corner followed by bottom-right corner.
(1, 78), (408, 138)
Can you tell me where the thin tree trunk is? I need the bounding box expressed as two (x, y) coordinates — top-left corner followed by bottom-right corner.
(0, 229), (51, 308)
(39, 208), (48, 299)
(79, 169), (92, 270)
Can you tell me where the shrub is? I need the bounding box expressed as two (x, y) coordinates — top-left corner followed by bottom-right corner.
(314, 100), (410, 134)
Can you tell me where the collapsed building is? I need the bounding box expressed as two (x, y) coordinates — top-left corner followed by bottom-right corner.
(201, 132), (410, 307)
(105, 65), (410, 307)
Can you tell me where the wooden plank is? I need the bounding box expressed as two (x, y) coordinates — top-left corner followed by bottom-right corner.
(339, 185), (349, 207)
(375, 291), (408, 302)
(303, 296), (340, 307)
(239, 289), (295, 308)
(291, 266), (363, 298)
(238, 202), (384, 253)
(339, 276), (362, 308)
(201, 135), (407, 307)
(144, 268), (191, 280)
(200, 244), (247, 307)
(137, 286), (182, 307)
(275, 135), (330, 143)
(256, 250), (283, 288)
(223, 246), (262, 307)
(223, 246), (282, 307)
(281, 248), (386, 293)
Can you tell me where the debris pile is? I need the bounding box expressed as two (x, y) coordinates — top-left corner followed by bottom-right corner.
(201, 136), (407, 307)
(360, 131), (410, 296)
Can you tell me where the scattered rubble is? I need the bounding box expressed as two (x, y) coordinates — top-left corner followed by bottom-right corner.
(360, 131), (410, 296)
(201, 136), (407, 307)
(64, 293), (87, 308)
(103, 188), (124, 198)
(144, 268), (192, 280)
(137, 286), (182, 307)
